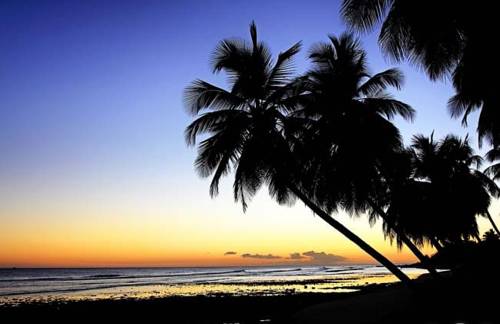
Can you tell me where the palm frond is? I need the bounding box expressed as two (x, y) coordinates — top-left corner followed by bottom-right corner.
(476, 99), (500, 148)
(233, 138), (265, 211)
(185, 110), (249, 146)
(211, 38), (251, 76)
(485, 163), (500, 181)
(363, 96), (415, 121)
(209, 153), (233, 197)
(378, 5), (411, 63)
(486, 147), (500, 162)
(473, 170), (500, 198)
(194, 130), (240, 179)
(184, 80), (245, 115)
(250, 21), (258, 49)
(447, 92), (480, 126)
(190, 113), (248, 180)
(358, 68), (404, 96)
(341, 0), (392, 32)
(265, 42), (302, 90)
(309, 41), (337, 65)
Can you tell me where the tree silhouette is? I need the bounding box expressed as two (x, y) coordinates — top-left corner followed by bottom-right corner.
(290, 33), (437, 276)
(484, 147), (500, 236)
(386, 134), (500, 247)
(185, 22), (412, 284)
(341, 1), (500, 147)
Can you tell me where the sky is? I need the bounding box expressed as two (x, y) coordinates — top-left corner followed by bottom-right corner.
(0, 0), (497, 268)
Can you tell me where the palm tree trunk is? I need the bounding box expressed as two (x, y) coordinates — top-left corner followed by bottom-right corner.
(486, 211), (500, 236)
(288, 185), (413, 286)
(366, 199), (440, 278)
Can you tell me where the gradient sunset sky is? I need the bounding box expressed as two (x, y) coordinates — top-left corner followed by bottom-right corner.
(1, 0), (498, 268)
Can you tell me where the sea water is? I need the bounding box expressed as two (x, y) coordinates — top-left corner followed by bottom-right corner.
(0, 265), (427, 304)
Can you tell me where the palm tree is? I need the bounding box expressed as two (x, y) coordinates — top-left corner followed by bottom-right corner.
(290, 33), (438, 276)
(484, 147), (500, 236)
(386, 134), (500, 247)
(340, 1), (500, 147)
(184, 22), (412, 284)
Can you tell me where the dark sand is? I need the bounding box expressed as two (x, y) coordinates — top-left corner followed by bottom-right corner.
(295, 268), (499, 324)
(0, 292), (351, 323)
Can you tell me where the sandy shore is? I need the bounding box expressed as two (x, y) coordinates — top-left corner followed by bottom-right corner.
(0, 292), (352, 323)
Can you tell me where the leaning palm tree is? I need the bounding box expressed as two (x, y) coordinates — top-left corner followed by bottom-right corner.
(291, 33), (438, 276)
(387, 134), (500, 247)
(340, 1), (500, 147)
(184, 22), (411, 284)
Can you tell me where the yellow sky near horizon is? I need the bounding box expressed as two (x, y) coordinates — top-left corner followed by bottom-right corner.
(2, 185), (498, 268)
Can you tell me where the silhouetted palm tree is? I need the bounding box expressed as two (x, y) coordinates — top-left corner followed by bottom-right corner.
(290, 34), (437, 275)
(340, 1), (500, 147)
(386, 134), (500, 247)
(184, 22), (412, 284)
(484, 147), (500, 236)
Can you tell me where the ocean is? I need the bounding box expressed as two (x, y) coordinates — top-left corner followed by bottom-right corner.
(0, 265), (427, 305)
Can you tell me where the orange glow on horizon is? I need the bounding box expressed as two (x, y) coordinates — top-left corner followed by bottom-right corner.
(2, 193), (496, 268)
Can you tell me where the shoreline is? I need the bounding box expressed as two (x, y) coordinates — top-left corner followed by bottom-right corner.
(0, 265), (429, 306)
(0, 283), (390, 323)
(2, 269), (498, 323)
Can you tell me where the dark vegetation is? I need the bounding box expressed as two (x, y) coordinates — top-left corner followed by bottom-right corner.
(181, 1), (500, 321)
(184, 20), (500, 283)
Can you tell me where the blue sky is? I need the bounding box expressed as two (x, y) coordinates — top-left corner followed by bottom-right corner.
(0, 0), (487, 266)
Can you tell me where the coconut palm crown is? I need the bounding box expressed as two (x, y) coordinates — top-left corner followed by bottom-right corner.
(386, 134), (500, 246)
(295, 33), (414, 218)
(184, 22), (302, 210)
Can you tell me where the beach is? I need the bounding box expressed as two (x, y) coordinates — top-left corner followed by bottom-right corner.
(2, 265), (498, 323)
(1, 268), (498, 324)
(0, 265), (427, 323)
(0, 293), (346, 323)
(0, 265), (427, 305)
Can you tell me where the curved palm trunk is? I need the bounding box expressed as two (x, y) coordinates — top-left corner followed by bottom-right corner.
(366, 199), (440, 278)
(288, 185), (413, 286)
(486, 211), (500, 236)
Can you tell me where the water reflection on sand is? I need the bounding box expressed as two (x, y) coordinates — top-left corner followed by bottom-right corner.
(0, 266), (428, 305)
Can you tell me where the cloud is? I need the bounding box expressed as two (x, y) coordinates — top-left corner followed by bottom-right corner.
(241, 253), (282, 260)
(288, 252), (306, 260)
(301, 251), (347, 264)
(235, 251), (346, 264)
